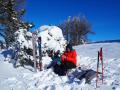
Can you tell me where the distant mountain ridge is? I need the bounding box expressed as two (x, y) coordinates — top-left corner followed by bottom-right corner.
(89, 39), (120, 44)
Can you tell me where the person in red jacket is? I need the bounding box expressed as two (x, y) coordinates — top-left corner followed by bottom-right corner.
(61, 44), (76, 69)
(53, 44), (77, 76)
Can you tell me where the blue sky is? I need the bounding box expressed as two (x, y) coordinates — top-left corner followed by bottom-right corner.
(24, 0), (120, 41)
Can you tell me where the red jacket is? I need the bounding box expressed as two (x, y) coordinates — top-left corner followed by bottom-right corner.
(61, 50), (77, 65)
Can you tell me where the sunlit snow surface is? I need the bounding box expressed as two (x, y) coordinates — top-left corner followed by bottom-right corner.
(1, 42), (120, 90)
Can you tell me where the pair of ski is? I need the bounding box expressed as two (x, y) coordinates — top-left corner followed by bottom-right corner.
(96, 47), (104, 87)
(32, 33), (42, 72)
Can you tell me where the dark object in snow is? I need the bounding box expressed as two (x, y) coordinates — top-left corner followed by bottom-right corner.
(68, 68), (101, 84)
(84, 69), (97, 84)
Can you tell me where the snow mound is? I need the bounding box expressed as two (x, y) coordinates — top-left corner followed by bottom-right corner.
(38, 25), (66, 53)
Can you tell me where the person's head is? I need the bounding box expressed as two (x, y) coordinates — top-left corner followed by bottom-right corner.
(66, 44), (73, 52)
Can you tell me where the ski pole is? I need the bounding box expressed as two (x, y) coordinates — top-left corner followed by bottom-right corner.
(96, 51), (99, 87)
(100, 47), (104, 84)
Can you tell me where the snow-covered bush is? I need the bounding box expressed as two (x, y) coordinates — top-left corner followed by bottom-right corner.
(14, 28), (33, 49)
(13, 28), (34, 67)
(12, 25), (66, 67)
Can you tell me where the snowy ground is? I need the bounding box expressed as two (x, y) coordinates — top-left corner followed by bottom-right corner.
(0, 42), (120, 90)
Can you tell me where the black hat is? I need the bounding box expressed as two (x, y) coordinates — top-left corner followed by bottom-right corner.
(66, 44), (73, 51)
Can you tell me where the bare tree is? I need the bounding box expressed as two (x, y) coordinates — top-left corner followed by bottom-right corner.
(59, 16), (94, 45)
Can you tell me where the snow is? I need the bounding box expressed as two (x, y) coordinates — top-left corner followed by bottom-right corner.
(15, 29), (33, 49)
(1, 42), (120, 90)
(37, 25), (66, 53)
(0, 24), (120, 90)
(14, 25), (66, 59)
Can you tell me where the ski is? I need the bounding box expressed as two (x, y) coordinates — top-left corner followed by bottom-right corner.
(32, 33), (37, 72)
(38, 37), (42, 71)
